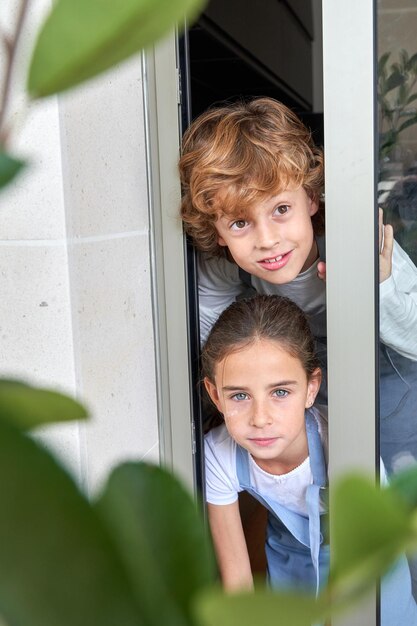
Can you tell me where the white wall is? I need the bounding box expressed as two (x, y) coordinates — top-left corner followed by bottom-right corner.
(0, 0), (159, 494)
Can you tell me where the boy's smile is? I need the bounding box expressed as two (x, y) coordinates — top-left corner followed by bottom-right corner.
(257, 250), (293, 272)
(215, 187), (319, 285)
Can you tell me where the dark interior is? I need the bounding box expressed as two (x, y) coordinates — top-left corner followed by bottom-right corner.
(182, 9), (324, 147)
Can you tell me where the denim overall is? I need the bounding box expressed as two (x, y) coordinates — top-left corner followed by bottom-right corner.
(235, 409), (417, 624)
(379, 344), (417, 607)
(380, 555), (417, 625)
(236, 408), (329, 594)
(379, 344), (417, 475)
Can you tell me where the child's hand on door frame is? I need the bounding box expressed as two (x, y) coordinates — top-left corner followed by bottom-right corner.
(379, 207), (394, 283)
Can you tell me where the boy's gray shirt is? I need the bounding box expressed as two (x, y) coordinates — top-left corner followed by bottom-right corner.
(198, 236), (417, 361)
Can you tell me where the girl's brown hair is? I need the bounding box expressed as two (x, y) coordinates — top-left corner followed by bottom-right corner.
(180, 98), (324, 256)
(201, 294), (320, 385)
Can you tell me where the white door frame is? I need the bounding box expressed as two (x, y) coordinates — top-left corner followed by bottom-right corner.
(142, 33), (195, 491)
(323, 1), (378, 624)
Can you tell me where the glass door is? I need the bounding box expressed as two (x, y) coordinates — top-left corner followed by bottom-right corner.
(324, 0), (417, 623)
(377, 1), (417, 479)
(377, 0), (417, 617)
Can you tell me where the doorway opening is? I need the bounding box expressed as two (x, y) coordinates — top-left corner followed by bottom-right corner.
(179, 0), (324, 579)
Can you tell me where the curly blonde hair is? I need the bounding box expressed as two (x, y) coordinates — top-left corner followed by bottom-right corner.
(179, 97), (324, 256)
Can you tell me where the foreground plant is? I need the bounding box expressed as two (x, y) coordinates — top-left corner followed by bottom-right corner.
(196, 468), (417, 626)
(1, 379), (417, 626)
(0, 0), (206, 187)
(378, 48), (417, 164)
(0, 384), (215, 626)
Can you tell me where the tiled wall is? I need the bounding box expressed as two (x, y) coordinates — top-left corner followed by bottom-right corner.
(0, 1), (159, 494)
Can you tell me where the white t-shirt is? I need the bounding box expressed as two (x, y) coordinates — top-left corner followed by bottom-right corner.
(380, 241), (417, 360)
(204, 409), (328, 517)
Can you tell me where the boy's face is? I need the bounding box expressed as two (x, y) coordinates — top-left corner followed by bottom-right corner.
(214, 187), (319, 284)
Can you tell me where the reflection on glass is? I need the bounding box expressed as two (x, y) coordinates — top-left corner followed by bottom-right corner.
(384, 175), (417, 265)
(378, 0), (417, 619)
(378, 1), (417, 476)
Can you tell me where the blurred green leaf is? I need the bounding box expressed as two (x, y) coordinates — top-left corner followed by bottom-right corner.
(96, 462), (216, 626)
(0, 418), (143, 626)
(0, 152), (25, 189)
(28, 0), (206, 98)
(389, 465), (417, 510)
(194, 587), (326, 626)
(0, 379), (87, 430)
(330, 474), (412, 599)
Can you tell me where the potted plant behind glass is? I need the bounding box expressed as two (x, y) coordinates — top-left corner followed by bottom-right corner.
(378, 48), (417, 181)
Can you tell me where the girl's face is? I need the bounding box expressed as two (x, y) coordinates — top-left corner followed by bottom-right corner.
(204, 339), (321, 475)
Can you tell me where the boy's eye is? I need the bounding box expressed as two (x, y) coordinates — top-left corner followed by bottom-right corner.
(274, 204), (289, 215)
(230, 219), (248, 231)
(273, 389), (289, 398)
(230, 392), (249, 401)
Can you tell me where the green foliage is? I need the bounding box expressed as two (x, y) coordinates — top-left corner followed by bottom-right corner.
(389, 466), (417, 510)
(0, 415), (215, 626)
(195, 588), (325, 626)
(0, 379), (87, 430)
(96, 463), (216, 626)
(193, 472), (417, 626)
(0, 151), (25, 188)
(0, 418), (140, 626)
(28, 0), (206, 98)
(329, 474), (416, 605)
(1, 377), (417, 626)
(0, 0), (206, 191)
(378, 49), (417, 162)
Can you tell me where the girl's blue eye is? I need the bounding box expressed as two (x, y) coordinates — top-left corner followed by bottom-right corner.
(231, 392), (248, 401)
(274, 205), (289, 215)
(273, 389), (289, 398)
(230, 219), (248, 231)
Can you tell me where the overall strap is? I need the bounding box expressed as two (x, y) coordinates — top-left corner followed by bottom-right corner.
(305, 408), (327, 595)
(235, 409), (327, 596)
(305, 408), (327, 488)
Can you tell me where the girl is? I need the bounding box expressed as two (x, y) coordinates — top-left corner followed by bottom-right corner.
(202, 294), (417, 625)
(202, 294), (328, 594)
